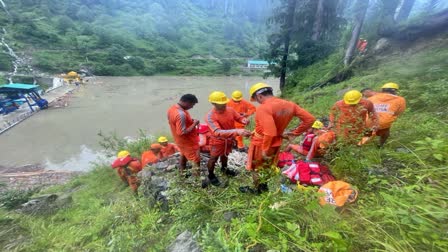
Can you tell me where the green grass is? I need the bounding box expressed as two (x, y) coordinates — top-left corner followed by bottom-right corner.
(1, 36), (447, 251)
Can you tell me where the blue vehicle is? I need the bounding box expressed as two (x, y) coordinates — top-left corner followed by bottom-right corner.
(0, 83), (48, 115)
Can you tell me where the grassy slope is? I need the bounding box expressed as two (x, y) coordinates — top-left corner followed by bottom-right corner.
(1, 36), (447, 251)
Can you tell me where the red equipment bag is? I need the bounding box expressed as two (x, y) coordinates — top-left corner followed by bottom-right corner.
(277, 151), (295, 168)
(295, 160), (335, 186)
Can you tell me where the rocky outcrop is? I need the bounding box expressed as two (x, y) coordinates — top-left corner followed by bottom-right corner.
(167, 231), (201, 252)
(18, 193), (73, 215)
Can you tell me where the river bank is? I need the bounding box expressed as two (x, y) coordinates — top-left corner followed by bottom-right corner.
(0, 164), (81, 193)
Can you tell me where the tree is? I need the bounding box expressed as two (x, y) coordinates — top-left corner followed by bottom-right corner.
(344, 0), (369, 66)
(128, 56), (145, 71)
(278, 0), (297, 90)
(377, 0), (401, 35)
(312, 0), (325, 41)
(107, 46), (126, 65)
(265, 0), (340, 89)
(76, 5), (95, 22)
(57, 16), (75, 34)
(395, 0), (416, 23)
(265, 0), (298, 90)
(221, 60), (232, 74)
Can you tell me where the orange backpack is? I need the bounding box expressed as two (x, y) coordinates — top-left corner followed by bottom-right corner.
(318, 181), (358, 207)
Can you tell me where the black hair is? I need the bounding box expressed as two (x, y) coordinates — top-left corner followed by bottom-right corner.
(382, 88), (396, 94)
(252, 88), (273, 99)
(360, 87), (373, 93)
(261, 89), (273, 96)
(180, 94), (198, 103)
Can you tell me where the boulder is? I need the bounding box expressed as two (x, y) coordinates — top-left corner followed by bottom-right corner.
(374, 38), (391, 53)
(18, 193), (72, 215)
(167, 231), (201, 252)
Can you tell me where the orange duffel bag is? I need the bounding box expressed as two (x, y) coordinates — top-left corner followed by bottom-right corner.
(318, 181), (358, 207)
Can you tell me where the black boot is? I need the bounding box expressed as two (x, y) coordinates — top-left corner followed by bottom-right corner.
(239, 186), (260, 195)
(208, 174), (221, 187)
(258, 183), (269, 193)
(221, 167), (237, 177)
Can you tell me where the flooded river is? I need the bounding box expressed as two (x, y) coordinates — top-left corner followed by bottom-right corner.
(0, 76), (276, 170)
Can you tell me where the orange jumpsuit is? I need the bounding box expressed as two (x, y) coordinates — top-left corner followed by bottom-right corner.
(111, 156), (142, 192)
(205, 107), (247, 157)
(167, 104), (200, 162)
(368, 93), (406, 137)
(160, 143), (179, 158)
(329, 99), (377, 142)
(227, 99), (256, 148)
(247, 97), (315, 171)
(141, 150), (161, 168)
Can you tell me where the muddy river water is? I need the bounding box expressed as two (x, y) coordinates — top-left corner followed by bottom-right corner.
(0, 76), (276, 171)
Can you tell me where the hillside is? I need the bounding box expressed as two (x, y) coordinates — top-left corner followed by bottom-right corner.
(0, 31), (447, 251)
(0, 0), (271, 76)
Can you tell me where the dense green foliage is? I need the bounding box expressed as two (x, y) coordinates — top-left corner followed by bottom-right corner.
(0, 0), (271, 76)
(1, 33), (447, 251)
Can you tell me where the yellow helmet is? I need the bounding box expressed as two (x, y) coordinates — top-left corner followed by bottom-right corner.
(158, 136), (168, 143)
(312, 120), (324, 129)
(343, 90), (362, 105)
(208, 91), (229, 104)
(231, 90), (243, 101)
(249, 82), (272, 101)
(381, 82), (399, 90)
(117, 150), (130, 158)
(67, 71), (78, 77)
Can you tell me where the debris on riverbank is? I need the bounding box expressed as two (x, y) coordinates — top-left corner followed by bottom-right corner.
(0, 164), (82, 193)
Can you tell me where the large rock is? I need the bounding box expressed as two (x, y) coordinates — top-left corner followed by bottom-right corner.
(167, 231), (201, 252)
(374, 38), (391, 53)
(18, 193), (72, 215)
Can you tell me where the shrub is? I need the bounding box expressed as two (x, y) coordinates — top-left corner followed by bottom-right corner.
(0, 189), (35, 210)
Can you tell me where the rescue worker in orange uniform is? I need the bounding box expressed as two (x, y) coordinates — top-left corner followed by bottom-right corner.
(227, 90), (256, 151)
(329, 90), (378, 144)
(205, 91), (251, 186)
(141, 143), (162, 167)
(158, 136), (179, 159)
(167, 94), (201, 176)
(285, 120), (335, 160)
(367, 82), (406, 147)
(241, 83), (315, 194)
(111, 150), (143, 193)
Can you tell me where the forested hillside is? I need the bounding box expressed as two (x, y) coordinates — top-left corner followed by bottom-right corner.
(0, 0), (272, 76)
